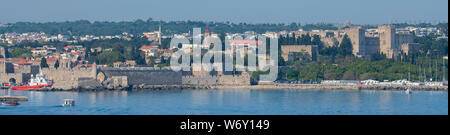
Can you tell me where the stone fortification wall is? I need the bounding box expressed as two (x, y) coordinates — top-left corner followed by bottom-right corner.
(182, 73), (251, 86)
(42, 67), (97, 89)
(42, 67), (96, 82)
(281, 45), (319, 61)
(0, 73), (30, 84)
(15, 65), (39, 75)
(0, 46), (5, 58)
(98, 67), (182, 86)
(1, 62), (33, 84)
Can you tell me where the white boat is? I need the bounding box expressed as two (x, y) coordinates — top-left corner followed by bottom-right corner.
(2, 100), (20, 106)
(62, 99), (75, 107)
(405, 88), (412, 94)
(12, 69), (54, 90)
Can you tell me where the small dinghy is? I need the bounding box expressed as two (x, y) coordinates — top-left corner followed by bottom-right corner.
(62, 99), (75, 107)
(405, 88), (412, 94)
(2, 100), (20, 106)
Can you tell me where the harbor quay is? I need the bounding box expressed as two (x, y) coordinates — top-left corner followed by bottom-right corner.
(0, 61), (448, 91)
(1, 61), (252, 91)
(0, 96), (28, 102)
(213, 84), (448, 91)
(33, 84), (449, 91)
(1, 61), (448, 91)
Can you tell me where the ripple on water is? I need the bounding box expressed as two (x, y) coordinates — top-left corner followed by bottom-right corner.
(0, 89), (447, 115)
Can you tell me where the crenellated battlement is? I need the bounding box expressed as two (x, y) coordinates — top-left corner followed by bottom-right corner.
(99, 67), (172, 71)
(182, 74), (251, 86)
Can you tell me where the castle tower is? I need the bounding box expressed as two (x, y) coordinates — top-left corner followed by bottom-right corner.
(92, 62), (97, 79)
(60, 58), (73, 69)
(378, 25), (398, 59)
(0, 62), (14, 74)
(0, 46), (5, 58)
(345, 26), (366, 57)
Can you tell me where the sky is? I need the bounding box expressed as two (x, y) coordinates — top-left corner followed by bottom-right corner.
(0, 0), (448, 24)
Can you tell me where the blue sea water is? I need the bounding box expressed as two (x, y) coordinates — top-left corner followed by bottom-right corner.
(0, 89), (447, 115)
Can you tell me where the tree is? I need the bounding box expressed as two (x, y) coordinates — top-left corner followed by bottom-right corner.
(54, 59), (60, 69)
(160, 56), (167, 64)
(360, 73), (375, 80)
(320, 46), (339, 56)
(303, 34), (312, 45)
(297, 62), (324, 82)
(145, 56), (158, 66)
(41, 57), (49, 68)
(251, 70), (270, 82)
(0, 45), (9, 58)
(370, 53), (387, 61)
(96, 51), (124, 65)
(286, 69), (299, 81)
(338, 34), (353, 56)
(288, 51), (311, 63)
(11, 48), (31, 58)
(342, 70), (357, 80)
(312, 35), (322, 46)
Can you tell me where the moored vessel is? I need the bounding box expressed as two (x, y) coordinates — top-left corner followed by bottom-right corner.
(2, 100), (20, 106)
(12, 70), (54, 91)
(405, 88), (412, 94)
(62, 99), (75, 107)
(1, 83), (11, 89)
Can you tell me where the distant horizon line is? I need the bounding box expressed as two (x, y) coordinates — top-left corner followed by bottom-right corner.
(1, 18), (448, 26)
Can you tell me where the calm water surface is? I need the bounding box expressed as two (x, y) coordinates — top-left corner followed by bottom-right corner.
(0, 89), (447, 115)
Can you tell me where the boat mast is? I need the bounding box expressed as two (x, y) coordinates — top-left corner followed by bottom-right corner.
(435, 59), (438, 81)
(443, 58), (446, 81)
(424, 65), (426, 82)
(429, 59), (432, 81)
(408, 56), (411, 81)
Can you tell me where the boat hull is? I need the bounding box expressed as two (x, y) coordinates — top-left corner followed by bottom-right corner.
(12, 83), (54, 90)
(2, 101), (20, 106)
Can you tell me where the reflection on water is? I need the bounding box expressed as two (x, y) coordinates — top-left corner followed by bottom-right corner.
(0, 89), (447, 115)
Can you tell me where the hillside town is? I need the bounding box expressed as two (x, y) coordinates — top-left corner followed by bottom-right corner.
(0, 0), (448, 119)
(0, 21), (448, 91)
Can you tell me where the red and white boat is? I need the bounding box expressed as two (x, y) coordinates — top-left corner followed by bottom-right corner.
(1, 82), (11, 89)
(12, 70), (54, 91)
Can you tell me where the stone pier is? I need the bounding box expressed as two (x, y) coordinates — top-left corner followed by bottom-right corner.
(0, 96), (28, 101)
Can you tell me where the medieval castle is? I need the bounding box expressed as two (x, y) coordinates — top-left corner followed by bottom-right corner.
(294, 25), (419, 59)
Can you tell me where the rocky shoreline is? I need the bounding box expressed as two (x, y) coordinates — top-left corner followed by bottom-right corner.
(213, 84), (448, 91)
(31, 84), (448, 92)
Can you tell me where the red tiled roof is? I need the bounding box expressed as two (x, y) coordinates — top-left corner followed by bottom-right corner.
(125, 60), (136, 65)
(230, 40), (263, 45)
(8, 58), (28, 64)
(46, 57), (57, 62)
(140, 45), (159, 50)
(70, 52), (82, 56)
(28, 57), (58, 63)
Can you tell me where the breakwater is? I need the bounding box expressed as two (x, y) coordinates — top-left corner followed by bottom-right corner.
(34, 84), (447, 91)
(213, 84), (448, 91)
